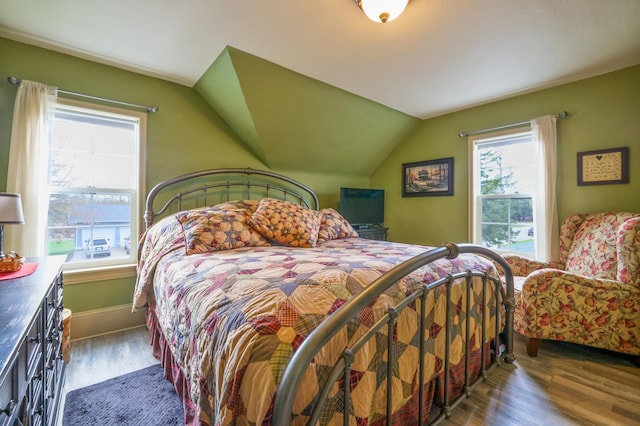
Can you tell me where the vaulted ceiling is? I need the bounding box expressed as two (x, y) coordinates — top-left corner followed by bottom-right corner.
(194, 47), (418, 174)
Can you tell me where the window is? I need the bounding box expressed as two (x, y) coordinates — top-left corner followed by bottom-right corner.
(46, 99), (145, 271)
(470, 129), (537, 256)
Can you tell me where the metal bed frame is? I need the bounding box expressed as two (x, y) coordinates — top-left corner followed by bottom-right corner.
(143, 167), (515, 425)
(144, 167), (319, 228)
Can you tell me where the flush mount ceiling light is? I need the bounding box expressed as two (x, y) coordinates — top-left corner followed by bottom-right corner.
(356, 0), (409, 23)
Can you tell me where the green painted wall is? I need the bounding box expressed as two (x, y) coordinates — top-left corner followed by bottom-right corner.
(372, 65), (640, 246)
(195, 46), (419, 175)
(3, 35), (638, 317)
(0, 37), (368, 315)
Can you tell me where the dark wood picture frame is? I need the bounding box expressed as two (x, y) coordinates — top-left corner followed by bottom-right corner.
(402, 157), (454, 197)
(577, 147), (629, 186)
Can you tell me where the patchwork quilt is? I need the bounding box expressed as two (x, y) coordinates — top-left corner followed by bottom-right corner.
(133, 213), (500, 425)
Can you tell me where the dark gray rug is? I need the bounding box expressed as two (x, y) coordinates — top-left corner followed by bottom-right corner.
(62, 364), (183, 425)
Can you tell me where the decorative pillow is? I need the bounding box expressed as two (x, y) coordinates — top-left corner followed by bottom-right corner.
(316, 208), (359, 244)
(565, 212), (632, 280)
(248, 198), (321, 248)
(176, 205), (270, 255)
(209, 199), (260, 214)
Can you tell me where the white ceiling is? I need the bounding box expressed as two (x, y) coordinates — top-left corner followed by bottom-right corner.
(1, 0), (639, 119)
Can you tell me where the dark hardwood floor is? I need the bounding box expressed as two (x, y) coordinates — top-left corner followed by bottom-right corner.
(58, 326), (640, 425)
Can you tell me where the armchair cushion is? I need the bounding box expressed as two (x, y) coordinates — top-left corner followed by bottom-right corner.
(502, 255), (564, 276)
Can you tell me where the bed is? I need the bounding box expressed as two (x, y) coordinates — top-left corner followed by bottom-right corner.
(133, 168), (515, 426)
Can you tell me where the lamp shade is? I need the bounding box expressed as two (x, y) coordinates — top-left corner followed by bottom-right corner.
(359, 0), (409, 23)
(0, 193), (25, 224)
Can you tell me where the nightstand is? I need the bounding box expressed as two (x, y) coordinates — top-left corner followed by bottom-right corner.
(356, 226), (388, 241)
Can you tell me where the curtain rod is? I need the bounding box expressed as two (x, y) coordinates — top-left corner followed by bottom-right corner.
(458, 111), (568, 138)
(7, 76), (158, 113)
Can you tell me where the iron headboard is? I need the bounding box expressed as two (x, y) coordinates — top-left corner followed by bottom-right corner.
(144, 167), (320, 229)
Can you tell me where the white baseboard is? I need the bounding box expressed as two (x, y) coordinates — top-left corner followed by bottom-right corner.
(69, 304), (146, 341)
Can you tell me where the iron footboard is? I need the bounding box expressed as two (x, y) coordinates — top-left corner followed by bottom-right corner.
(273, 242), (515, 425)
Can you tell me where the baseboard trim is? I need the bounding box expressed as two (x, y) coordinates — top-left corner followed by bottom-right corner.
(69, 304), (146, 341)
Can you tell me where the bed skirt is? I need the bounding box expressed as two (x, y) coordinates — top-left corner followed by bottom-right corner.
(147, 302), (208, 426)
(147, 301), (495, 425)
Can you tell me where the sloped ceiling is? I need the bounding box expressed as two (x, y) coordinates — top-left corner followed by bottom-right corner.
(195, 47), (419, 175)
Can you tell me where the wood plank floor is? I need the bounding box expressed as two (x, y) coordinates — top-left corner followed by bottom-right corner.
(58, 327), (640, 425)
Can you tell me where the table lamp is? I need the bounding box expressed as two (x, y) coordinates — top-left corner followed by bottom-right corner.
(0, 193), (25, 258)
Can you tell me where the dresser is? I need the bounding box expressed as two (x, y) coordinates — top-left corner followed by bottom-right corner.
(0, 256), (66, 426)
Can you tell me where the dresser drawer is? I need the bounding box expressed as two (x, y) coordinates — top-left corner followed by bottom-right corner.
(0, 368), (16, 426)
(27, 365), (43, 424)
(45, 284), (62, 328)
(25, 313), (43, 381)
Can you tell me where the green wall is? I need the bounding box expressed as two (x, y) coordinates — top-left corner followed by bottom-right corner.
(0, 37), (368, 315)
(2, 35), (639, 317)
(372, 65), (640, 246)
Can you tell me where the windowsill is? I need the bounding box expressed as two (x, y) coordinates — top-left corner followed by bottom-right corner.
(63, 263), (137, 285)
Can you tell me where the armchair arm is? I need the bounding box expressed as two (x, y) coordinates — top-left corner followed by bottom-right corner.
(516, 269), (640, 354)
(502, 254), (564, 276)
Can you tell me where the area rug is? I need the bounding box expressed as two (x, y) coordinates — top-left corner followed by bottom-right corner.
(62, 364), (183, 425)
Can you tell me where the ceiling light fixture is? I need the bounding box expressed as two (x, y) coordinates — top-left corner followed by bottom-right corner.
(356, 0), (409, 23)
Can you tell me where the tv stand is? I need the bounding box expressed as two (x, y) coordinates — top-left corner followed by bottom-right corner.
(356, 224), (388, 241)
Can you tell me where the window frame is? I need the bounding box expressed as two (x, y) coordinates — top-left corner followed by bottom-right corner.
(48, 98), (146, 282)
(468, 126), (537, 256)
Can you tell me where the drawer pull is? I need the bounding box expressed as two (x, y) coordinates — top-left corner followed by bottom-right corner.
(29, 333), (41, 344)
(1, 399), (16, 415)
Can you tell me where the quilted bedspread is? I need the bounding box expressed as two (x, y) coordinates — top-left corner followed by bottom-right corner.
(133, 215), (500, 425)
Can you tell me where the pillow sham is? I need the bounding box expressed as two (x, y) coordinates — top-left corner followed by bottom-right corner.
(176, 205), (270, 255)
(209, 199), (260, 214)
(248, 198), (321, 248)
(316, 208), (359, 244)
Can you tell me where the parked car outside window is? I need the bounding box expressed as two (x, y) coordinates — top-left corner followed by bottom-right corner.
(527, 226), (534, 237)
(85, 238), (111, 257)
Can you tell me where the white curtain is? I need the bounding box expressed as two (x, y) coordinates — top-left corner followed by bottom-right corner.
(5, 80), (58, 257)
(531, 115), (559, 262)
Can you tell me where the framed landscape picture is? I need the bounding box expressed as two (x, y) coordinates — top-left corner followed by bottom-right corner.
(402, 157), (454, 197)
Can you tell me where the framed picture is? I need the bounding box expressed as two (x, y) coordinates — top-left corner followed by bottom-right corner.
(577, 147), (629, 186)
(402, 157), (454, 197)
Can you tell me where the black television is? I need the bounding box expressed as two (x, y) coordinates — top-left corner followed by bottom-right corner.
(339, 187), (384, 227)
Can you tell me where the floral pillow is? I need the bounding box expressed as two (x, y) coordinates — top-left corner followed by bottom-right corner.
(316, 208), (359, 244)
(176, 205), (270, 255)
(248, 198), (321, 248)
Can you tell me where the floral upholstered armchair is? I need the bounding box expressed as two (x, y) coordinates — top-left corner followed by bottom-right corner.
(504, 212), (640, 357)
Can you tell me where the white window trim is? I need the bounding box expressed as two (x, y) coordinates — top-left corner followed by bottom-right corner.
(467, 126), (533, 255)
(64, 264), (137, 285)
(52, 98), (146, 282)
